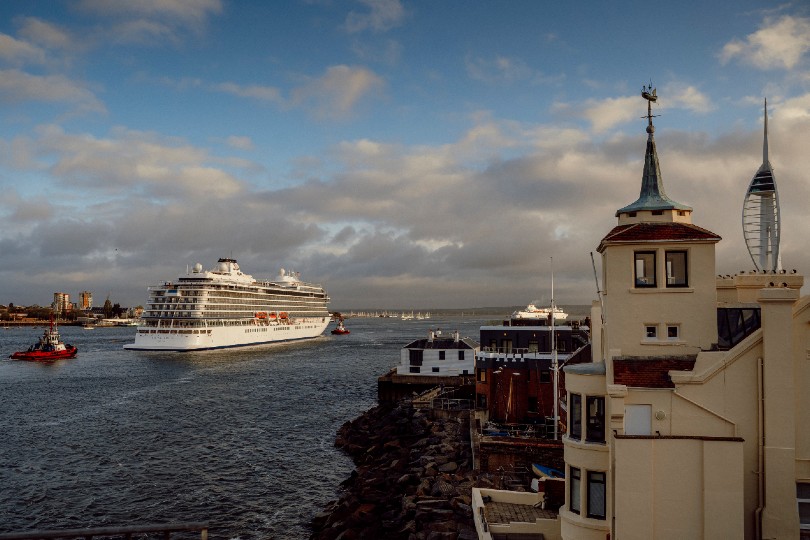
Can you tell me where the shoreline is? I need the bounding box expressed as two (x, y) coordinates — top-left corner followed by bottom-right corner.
(310, 400), (491, 540)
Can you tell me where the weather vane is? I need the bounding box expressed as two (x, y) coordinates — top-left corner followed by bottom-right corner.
(641, 82), (658, 131)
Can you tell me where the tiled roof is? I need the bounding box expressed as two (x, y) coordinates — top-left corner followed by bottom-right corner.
(598, 222), (721, 251)
(613, 357), (697, 388)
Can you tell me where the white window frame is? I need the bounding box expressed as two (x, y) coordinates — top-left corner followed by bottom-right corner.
(645, 324), (658, 340)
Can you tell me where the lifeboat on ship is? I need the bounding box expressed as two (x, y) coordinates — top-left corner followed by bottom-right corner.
(10, 319), (77, 362)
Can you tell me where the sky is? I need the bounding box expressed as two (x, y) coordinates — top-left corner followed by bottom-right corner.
(1, 1), (809, 310)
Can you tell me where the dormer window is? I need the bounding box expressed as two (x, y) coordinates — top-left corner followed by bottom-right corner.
(634, 251), (656, 287)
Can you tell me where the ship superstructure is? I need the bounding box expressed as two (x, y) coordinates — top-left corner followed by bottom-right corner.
(124, 258), (330, 351)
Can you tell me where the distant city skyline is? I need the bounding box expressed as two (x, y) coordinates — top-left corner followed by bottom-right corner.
(0, 1), (809, 309)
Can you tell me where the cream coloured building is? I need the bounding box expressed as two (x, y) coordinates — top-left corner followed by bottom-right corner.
(557, 92), (809, 540)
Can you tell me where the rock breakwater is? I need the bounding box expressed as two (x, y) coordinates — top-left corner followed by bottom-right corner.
(310, 401), (487, 540)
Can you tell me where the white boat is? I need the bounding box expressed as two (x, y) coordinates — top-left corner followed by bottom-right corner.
(124, 258), (330, 351)
(511, 302), (568, 321)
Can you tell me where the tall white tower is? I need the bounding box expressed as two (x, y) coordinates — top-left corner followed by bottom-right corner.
(742, 100), (780, 271)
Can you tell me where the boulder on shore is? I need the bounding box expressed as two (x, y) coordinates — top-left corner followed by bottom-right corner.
(310, 401), (482, 540)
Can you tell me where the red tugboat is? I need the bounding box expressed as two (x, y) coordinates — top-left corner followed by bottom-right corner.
(330, 319), (350, 335)
(9, 319), (77, 362)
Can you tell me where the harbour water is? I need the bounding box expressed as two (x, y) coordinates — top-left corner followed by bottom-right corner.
(0, 315), (493, 539)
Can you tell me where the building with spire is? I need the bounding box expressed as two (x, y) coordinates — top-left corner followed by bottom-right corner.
(743, 100), (780, 272)
(473, 88), (810, 540)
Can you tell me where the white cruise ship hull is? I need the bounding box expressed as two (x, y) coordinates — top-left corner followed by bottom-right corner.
(124, 258), (331, 352)
(124, 317), (330, 352)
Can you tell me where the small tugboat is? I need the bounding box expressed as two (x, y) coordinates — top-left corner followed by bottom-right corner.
(9, 319), (77, 362)
(331, 319), (350, 335)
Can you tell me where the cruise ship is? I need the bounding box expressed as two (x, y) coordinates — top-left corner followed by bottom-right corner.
(124, 258), (330, 351)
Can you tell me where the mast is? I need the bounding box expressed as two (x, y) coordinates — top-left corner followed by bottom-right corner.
(551, 257), (559, 440)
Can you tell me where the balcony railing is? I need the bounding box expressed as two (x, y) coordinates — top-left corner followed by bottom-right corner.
(0, 522), (209, 540)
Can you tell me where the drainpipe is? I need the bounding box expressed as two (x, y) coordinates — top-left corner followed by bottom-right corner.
(755, 356), (764, 540)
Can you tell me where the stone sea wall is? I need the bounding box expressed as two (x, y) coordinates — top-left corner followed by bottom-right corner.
(310, 401), (491, 540)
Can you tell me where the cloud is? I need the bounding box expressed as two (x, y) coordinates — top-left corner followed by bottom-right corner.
(345, 0), (406, 33)
(75, 0), (223, 44)
(3, 89), (810, 310)
(554, 84), (712, 134)
(0, 68), (105, 114)
(290, 65), (385, 119)
(664, 83), (712, 114)
(214, 82), (284, 104)
(29, 125), (244, 200)
(566, 95), (639, 134)
(226, 136), (254, 151)
(76, 0), (223, 28)
(0, 33), (47, 65)
(16, 17), (76, 52)
(466, 55), (534, 84)
(719, 15), (810, 70)
(210, 65), (384, 119)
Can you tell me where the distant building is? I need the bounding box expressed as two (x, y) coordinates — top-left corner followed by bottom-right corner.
(53, 292), (71, 313)
(397, 329), (479, 376)
(79, 291), (93, 310)
(475, 322), (590, 424)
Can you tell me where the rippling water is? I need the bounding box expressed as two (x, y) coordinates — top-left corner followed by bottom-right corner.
(0, 315), (492, 539)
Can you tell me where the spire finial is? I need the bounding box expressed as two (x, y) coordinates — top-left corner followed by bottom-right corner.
(763, 98), (769, 165)
(641, 83), (658, 133)
(615, 84), (692, 218)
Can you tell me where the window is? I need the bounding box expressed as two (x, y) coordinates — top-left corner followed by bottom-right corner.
(652, 210), (663, 216)
(570, 467), (581, 514)
(432, 367), (440, 373)
(489, 339), (497, 350)
(458, 350), (465, 360)
(588, 472), (607, 519)
(409, 349), (423, 366)
(409, 366), (420, 374)
(667, 325), (679, 340)
(528, 396), (538, 413)
(539, 370), (551, 383)
(477, 369), (486, 382)
(570, 393), (582, 440)
(528, 340), (539, 352)
(666, 251), (688, 287)
(502, 339), (513, 353)
(586, 396), (605, 443)
(439, 351), (446, 360)
(798, 483), (810, 531)
(635, 251), (656, 287)
(477, 394), (487, 409)
(645, 325), (658, 339)
(557, 339), (567, 352)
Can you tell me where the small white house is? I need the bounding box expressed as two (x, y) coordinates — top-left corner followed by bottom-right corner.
(397, 329), (479, 377)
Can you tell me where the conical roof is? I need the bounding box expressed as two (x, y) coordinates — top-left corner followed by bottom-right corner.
(616, 89), (691, 216)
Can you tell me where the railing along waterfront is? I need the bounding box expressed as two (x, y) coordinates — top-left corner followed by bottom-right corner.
(0, 522), (209, 540)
